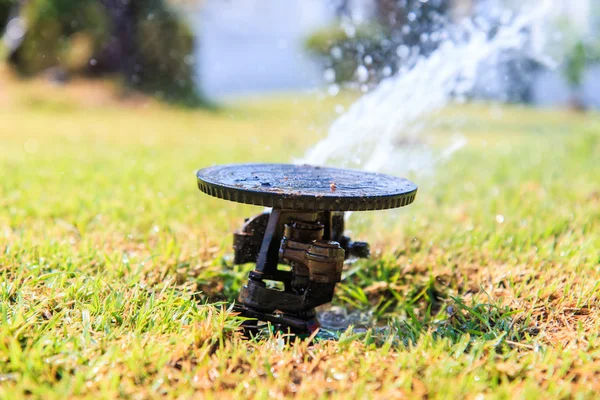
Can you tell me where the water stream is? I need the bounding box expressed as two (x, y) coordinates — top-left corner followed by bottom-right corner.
(303, 1), (556, 176)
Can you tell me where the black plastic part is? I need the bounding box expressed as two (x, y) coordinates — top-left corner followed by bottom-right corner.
(233, 213), (270, 264)
(232, 211), (370, 266)
(239, 279), (337, 314)
(234, 305), (320, 335)
(197, 163), (417, 212)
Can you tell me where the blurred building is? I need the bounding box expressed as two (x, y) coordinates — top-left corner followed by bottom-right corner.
(186, 0), (337, 97)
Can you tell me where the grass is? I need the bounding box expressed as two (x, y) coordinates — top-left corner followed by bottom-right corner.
(0, 74), (600, 398)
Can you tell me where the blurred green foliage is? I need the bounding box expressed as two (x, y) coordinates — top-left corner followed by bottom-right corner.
(12, 0), (109, 74)
(556, 8), (600, 92)
(564, 41), (587, 88)
(304, 23), (393, 84)
(1, 0), (202, 106)
(563, 40), (600, 89)
(134, 3), (199, 105)
(304, 0), (448, 85)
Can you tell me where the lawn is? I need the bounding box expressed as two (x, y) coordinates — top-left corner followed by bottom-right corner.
(0, 77), (599, 398)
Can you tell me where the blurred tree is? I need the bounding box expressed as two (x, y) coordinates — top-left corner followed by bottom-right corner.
(7, 0), (110, 75)
(557, 7), (600, 111)
(374, 0), (448, 53)
(562, 40), (599, 111)
(305, 23), (393, 84)
(1, 0), (203, 106)
(305, 0), (450, 85)
(564, 41), (587, 89)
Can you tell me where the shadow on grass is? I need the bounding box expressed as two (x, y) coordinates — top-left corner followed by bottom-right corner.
(191, 256), (539, 349)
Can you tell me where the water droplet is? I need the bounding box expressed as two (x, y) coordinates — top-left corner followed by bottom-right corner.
(5, 17), (26, 41)
(364, 55), (373, 65)
(331, 369), (347, 380)
(496, 215), (505, 224)
(330, 46), (342, 59)
(407, 12), (417, 22)
(324, 68), (336, 83)
(356, 65), (369, 82)
(184, 55), (194, 65)
(396, 45), (410, 59)
(343, 24), (356, 38)
(276, 338), (285, 350)
(24, 139), (38, 154)
(327, 84), (340, 96)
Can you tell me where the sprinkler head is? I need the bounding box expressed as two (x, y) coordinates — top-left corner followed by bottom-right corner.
(197, 163), (417, 335)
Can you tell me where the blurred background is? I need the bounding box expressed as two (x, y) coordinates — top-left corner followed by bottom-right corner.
(1, 0), (599, 109)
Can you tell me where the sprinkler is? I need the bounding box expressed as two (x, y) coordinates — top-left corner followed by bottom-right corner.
(196, 163), (417, 334)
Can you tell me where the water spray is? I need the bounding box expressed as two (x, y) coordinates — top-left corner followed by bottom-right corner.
(303, 0), (556, 176)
